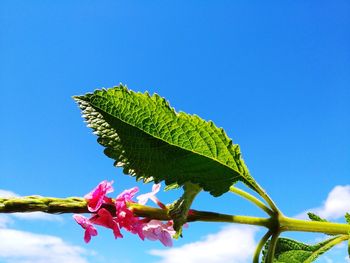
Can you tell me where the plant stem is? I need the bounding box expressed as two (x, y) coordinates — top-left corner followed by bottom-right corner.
(253, 182), (281, 215)
(229, 186), (274, 216)
(253, 230), (273, 263)
(129, 203), (272, 227)
(0, 196), (89, 213)
(265, 231), (281, 263)
(305, 235), (349, 263)
(0, 196), (272, 227)
(280, 216), (350, 235)
(1, 196), (350, 236)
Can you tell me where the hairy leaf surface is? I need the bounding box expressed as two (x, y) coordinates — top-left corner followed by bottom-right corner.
(307, 212), (327, 222)
(262, 237), (343, 263)
(74, 85), (256, 196)
(345, 213), (350, 224)
(346, 213), (350, 259)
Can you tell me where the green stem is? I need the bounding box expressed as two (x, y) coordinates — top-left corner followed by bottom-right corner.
(305, 235), (349, 263)
(0, 196), (89, 213)
(0, 196), (272, 227)
(130, 203), (272, 227)
(280, 216), (350, 235)
(265, 231), (281, 263)
(253, 230), (273, 263)
(1, 196), (350, 236)
(229, 186), (274, 216)
(253, 182), (281, 215)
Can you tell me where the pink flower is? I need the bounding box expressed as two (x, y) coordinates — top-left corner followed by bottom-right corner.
(90, 208), (123, 238)
(115, 187), (139, 210)
(142, 220), (175, 247)
(74, 181), (177, 246)
(84, 180), (114, 212)
(118, 212), (145, 240)
(73, 214), (98, 243)
(136, 183), (165, 209)
(115, 187), (145, 239)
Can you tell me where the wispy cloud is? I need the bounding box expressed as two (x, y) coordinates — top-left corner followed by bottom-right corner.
(0, 215), (13, 228)
(150, 225), (257, 263)
(150, 185), (350, 263)
(0, 228), (90, 263)
(296, 185), (350, 220)
(0, 189), (90, 263)
(0, 190), (18, 198)
(12, 212), (63, 222)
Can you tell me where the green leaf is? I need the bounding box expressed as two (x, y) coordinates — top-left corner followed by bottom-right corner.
(168, 182), (201, 237)
(346, 213), (350, 259)
(262, 236), (345, 263)
(307, 213), (339, 237)
(74, 85), (256, 197)
(307, 212), (327, 222)
(345, 213), (350, 224)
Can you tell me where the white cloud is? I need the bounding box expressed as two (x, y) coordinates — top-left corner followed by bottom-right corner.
(324, 256), (334, 263)
(150, 185), (350, 263)
(0, 228), (89, 263)
(0, 189), (90, 263)
(0, 190), (18, 198)
(0, 215), (13, 228)
(12, 212), (63, 222)
(297, 185), (350, 220)
(150, 225), (257, 263)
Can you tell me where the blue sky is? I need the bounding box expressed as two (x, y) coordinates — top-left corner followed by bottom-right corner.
(1, 1), (349, 262)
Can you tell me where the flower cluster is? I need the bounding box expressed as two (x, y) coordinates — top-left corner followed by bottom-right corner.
(73, 180), (176, 247)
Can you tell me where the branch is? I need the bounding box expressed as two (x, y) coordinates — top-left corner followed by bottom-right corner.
(0, 196), (89, 214)
(229, 186), (274, 216)
(0, 196), (271, 227)
(1, 196), (350, 236)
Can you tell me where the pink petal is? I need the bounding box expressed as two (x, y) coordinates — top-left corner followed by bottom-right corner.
(116, 187), (139, 202)
(152, 183), (161, 193)
(115, 208), (143, 237)
(90, 208), (122, 239)
(142, 220), (175, 247)
(114, 187), (146, 239)
(136, 194), (150, 205)
(84, 180), (114, 212)
(73, 214), (98, 243)
(158, 231), (173, 247)
(115, 187), (139, 211)
(136, 183), (161, 205)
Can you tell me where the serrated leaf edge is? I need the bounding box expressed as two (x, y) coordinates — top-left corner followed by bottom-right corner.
(74, 85), (257, 191)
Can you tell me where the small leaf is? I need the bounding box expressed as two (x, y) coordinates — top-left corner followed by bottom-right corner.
(262, 236), (345, 263)
(164, 183), (181, 191)
(74, 85), (257, 197)
(307, 212), (327, 222)
(307, 213), (339, 236)
(346, 213), (350, 260)
(345, 213), (350, 224)
(168, 182), (201, 237)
